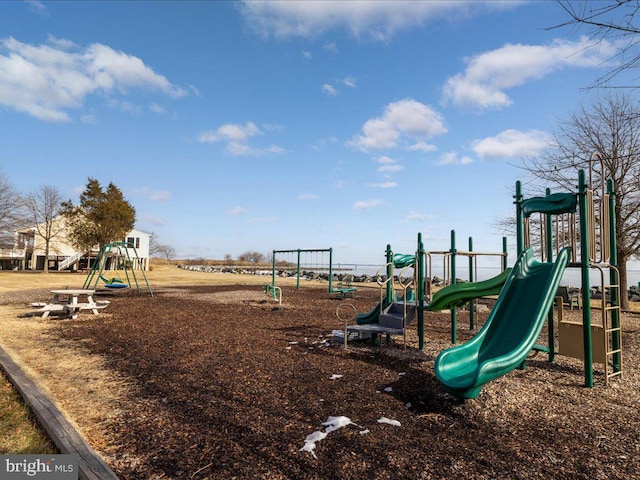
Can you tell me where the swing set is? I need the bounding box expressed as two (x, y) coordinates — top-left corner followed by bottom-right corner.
(83, 241), (153, 296)
(267, 248), (350, 298)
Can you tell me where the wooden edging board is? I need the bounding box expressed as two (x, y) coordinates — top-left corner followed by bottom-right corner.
(0, 345), (119, 480)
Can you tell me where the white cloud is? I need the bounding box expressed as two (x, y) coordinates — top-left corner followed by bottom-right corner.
(227, 143), (285, 156)
(442, 37), (617, 109)
(405, 141), (437, 153)
(0, 36), (186, 121)
(472, 129), (552, 159)
(324, 42), (339, 54)
(299, 193), (320, 200)
(217, 121), (261, 142)
(322, 83), (339, 96)
(343, 76), (356, 88)
(108, 99), (141, 114)
(375, 155), (403, 173)
(26, 0), (47, 14)
(149, 102), (165, 113)
(376, 155), (404, 173)
(376, 155), (397, 164)
(239, 1), (519, 42)
(302, 50), (312, 59)
(230, 206), (247, 215)
(198, 121), (285, 156)
(378, 164), (404, 173)
(80, 114), (96, 124)
(348, 99), (447, 152)
(368, 181), (397, 188)
(435, 151), (473, 166)
(353, 199), (384, 210)
(46, 35), (74, 49)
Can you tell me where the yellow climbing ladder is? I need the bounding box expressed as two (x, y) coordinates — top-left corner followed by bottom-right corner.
(557, 267), (623, 386)
(602, 281), (622, 385)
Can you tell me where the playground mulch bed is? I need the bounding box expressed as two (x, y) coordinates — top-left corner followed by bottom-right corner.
(35, 285), (640, 479)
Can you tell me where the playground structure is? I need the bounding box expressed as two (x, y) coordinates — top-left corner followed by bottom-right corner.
(424, 233), (508, 343)
(340, 236), (509, 350)
(340, 244), (421, 347)
(434, 152), (621, 398)
(263, 284), (282, 307)
(336, 152), (621, 399)
(269, 248), (356, 298)
(83, 241), (153, 296)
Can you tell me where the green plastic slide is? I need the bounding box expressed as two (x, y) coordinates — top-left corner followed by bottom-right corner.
(357, 301), (384, 325)
(427, 268), (512, 312)
(393, 253), (415, 268)
(434, 247), (570, 399)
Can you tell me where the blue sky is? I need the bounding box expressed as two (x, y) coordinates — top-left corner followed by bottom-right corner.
(0, 1), (629, 267)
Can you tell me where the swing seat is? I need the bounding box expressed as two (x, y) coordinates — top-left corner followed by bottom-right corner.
(100, 275), (128, 288)
(331, 275), (357, 299)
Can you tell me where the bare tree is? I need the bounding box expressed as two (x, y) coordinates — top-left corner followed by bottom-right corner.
(0, 168), (25, 248)
(156, 244), (176, 261)
(554, 1), (640, 88)
(148, 231), (176, 261)
(521, 93), (640, 309)
(148, 231), (160, 256)
(237, 251), (266, 263)
(25, 185), (64, 273)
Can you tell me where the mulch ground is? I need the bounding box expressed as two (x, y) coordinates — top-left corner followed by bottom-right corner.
(50, 284), (640, 479)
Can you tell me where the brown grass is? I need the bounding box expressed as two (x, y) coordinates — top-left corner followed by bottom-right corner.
(0, 372), (57, 454)
(0, 265), (375, 292)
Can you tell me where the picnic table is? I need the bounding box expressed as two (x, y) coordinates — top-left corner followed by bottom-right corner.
(33, 289), (108, 319)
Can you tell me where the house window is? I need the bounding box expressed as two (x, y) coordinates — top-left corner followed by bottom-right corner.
(135, 237), (140, 249)
(126, 237), (134, 247)
(126, 237), (140, 249)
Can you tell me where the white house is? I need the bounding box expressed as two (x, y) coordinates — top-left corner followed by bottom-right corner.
(122, 228), (152, 271)
(2, 217), (151, 271)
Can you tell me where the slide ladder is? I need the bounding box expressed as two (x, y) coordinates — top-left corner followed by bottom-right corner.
(558, 267), (623, 386)
(604, 282), (623, 384)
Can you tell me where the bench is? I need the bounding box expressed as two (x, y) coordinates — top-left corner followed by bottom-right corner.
(28, 304), (66, 318)
(63, 301), (110, 317)
(28, 300), (110, 319)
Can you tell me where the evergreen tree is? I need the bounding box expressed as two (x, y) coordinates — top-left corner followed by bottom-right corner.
(62, 178), (136, 251)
